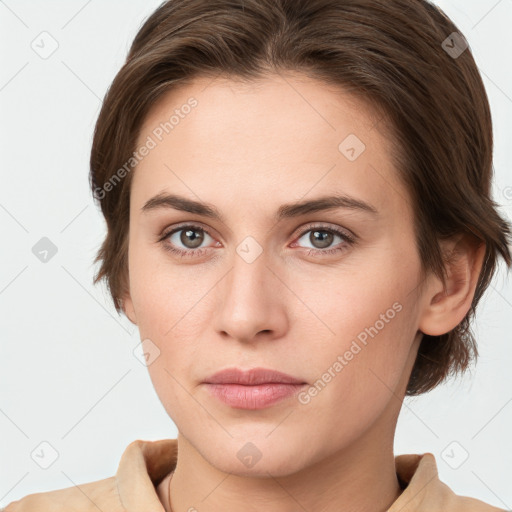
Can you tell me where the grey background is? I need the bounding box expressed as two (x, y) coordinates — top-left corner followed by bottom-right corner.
(1, 0), (511, 508)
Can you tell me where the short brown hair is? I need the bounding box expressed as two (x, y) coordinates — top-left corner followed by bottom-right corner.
(89, 0), (512, 396)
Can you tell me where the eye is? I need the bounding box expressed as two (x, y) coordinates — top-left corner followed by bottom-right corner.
(159, 224), (218, 258)
(292, 224), (355, 256)
(158, 222), (356, 259)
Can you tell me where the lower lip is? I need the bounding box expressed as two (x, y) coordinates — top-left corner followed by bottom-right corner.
(203, 383), (306, 409)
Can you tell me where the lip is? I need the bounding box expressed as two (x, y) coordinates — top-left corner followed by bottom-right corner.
(203, 367), (306, 385)
(202, 367), (307, 410)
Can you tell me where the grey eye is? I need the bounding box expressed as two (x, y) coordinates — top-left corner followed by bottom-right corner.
(296, 229), (341, 249)
(169, 227), (213, 249)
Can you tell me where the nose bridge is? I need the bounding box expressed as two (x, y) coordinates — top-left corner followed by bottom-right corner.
(214, 241), (285, 340)
(225, 243), (270, 309)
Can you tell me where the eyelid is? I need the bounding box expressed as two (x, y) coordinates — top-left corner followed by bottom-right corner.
(292, 222), (356, 244)
(159, 221), (219, 242)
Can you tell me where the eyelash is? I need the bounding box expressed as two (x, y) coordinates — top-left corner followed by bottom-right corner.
(158, 223), (356, 259)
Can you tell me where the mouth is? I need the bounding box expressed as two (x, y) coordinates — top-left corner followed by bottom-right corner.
(202, 367), (308, 410)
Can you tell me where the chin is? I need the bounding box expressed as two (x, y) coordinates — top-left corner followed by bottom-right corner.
(197, 432), (318, 478)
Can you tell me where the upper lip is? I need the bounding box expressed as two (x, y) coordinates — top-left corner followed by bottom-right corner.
(203, 367), (306, 385)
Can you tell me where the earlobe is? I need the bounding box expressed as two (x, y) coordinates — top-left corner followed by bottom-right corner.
(418, 235), (486, 337)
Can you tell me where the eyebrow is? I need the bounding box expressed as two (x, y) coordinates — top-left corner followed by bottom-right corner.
(141, 192), (379, 222)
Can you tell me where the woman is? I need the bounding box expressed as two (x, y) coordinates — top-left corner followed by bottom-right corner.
(5, 0), (511, 510)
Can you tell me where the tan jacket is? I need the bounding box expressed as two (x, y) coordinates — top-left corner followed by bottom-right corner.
(3, 438), (508, 511)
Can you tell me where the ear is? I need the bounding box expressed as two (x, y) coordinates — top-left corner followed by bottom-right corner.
(120, 292), (138, 325)
(418, 234), (486, 337)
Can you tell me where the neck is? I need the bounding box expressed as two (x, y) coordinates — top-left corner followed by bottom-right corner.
(160, 420), (402, 512)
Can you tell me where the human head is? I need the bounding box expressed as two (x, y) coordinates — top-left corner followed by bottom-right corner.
(90, 0), (511, 399)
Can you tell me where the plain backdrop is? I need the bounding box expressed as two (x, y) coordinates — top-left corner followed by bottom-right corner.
(1, 0), (511, 508)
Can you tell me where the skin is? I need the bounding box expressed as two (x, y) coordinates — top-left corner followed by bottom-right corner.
(122, 72), (485, 512)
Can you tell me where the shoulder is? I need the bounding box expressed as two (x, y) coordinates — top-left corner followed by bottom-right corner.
(393, 452), (508, 512)
(2, 476), (125, 512)
(2, 439), (173, 512)
(447, 494), (510, 512)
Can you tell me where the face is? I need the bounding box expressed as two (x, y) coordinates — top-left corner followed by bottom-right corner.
(123, 72), (428, 476)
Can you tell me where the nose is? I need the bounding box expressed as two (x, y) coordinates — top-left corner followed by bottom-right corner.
(214, 247), (288, 344)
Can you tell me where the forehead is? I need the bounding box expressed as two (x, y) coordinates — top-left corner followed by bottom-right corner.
(132, 72), (410, 221)
(137, 72), (383, 149)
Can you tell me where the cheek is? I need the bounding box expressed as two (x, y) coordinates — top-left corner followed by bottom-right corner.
(290, 248), (415, 348)
(135, 271), (209, 429)
(290, 250), (420, 406)
(128, 243), (214, 402)
(290, 294), (416, 461)
(128, 237), (208, 337)
(298, 282), (412, 390)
